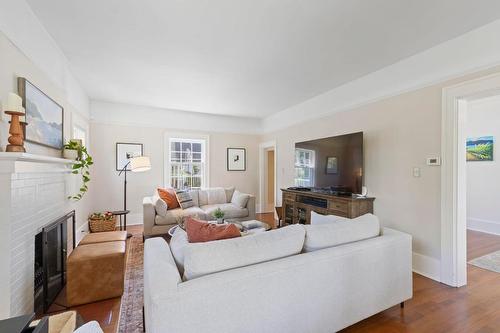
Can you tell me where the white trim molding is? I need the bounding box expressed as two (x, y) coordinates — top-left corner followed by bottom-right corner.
(163, 132), (210, 189)
(412, 252), (441, 282)
(258, 141), (277, 214)
(441, 72), (500, 287)
(467, 218), (500, 236)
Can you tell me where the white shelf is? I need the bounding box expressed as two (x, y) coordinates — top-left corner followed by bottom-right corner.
(0, 152), (75, 164)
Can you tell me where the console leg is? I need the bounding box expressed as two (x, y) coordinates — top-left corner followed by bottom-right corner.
(400, 301), (405, 308)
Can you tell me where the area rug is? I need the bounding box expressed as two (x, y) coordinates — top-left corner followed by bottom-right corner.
(468, 249), (500, 274)
(118, 233), (144, 333)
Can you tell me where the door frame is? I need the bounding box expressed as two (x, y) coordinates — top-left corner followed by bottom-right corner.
(441, 72), (500, 287)
(259, 140), (277, 213)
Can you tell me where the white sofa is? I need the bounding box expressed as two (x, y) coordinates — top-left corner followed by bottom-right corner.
(144, 215), (412, 333)
(143, 187), (256, 238)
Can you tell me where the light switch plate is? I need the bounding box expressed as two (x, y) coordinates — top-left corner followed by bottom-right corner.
(413, 167), (421, 178)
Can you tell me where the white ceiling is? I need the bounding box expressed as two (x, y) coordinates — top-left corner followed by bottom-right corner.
(26, 0), (500, 118)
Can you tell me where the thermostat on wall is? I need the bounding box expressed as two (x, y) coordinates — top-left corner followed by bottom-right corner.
(427, 157), (441, 166)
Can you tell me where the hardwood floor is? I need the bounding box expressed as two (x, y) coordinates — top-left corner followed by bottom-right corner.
(58, 217), (500, 333)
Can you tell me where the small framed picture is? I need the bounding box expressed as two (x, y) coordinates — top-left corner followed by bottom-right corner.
(227, 148), (246, 171)
(116, 142), (143, 171)
(326, 157), (338, 174)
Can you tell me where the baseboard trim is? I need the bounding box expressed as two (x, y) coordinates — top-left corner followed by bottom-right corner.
(412, 252), (441, 282)
(467, 218), (500, 236)
(120, 213), (143, 226)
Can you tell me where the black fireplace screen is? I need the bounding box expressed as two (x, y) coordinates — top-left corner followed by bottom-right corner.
(34, 211), (75, 315)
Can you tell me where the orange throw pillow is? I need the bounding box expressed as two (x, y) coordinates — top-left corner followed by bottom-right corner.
(185, 217), (241, 243)
(157, 187), (180, 209)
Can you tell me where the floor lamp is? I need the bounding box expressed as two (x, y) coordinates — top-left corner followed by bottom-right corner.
(118, 156), (151, 235)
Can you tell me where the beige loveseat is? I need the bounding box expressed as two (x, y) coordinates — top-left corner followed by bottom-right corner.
(143, 187), (256, 238)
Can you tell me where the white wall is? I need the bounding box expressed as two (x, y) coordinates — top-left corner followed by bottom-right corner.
(466, 95), (500, 235)
(261, 65), (500, 280)
(0, 31), (92, 233)
(89, 121), (260, 224)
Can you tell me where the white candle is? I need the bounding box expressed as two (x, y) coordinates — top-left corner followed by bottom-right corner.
(5, 93), (23, 113)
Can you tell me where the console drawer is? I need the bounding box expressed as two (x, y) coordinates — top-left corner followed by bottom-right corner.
(329, 201), (348, 214)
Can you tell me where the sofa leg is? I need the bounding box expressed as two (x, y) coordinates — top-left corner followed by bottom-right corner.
(400, 301), (405, 308)
(143, 306), (145, 332)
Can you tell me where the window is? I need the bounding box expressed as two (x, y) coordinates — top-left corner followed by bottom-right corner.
(72, 125), (87, 147)
(168, 138), (207, 189)
(294, 148), (315, 187)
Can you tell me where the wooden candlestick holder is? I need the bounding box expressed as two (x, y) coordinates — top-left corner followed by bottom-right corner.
(5, 111), (26, 152)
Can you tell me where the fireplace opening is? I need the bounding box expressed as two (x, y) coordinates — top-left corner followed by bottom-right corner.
(34, 211), (75, 315)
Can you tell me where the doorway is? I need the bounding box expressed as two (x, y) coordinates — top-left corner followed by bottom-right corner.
(441, 73), (500, 287)
(259, 141), (277, 214)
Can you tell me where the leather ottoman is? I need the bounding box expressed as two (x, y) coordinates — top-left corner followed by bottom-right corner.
(79, 231), (127, 245)
(67, 241), (126, 307)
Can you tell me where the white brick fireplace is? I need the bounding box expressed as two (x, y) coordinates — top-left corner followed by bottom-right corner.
(0, 153), (76, 319)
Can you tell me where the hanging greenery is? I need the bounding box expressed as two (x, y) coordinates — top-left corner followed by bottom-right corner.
(65, 140), (93, 201)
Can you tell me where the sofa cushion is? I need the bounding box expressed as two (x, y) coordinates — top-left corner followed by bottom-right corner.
(201, 203), (249, 219)
(185, 217), (241, 243)
(231, 190), (250, 208)
(175, 189), (195, 209)
(303, 213), (381, 252)
(189, 190), (199, 207)
(310, 211), (349, 225)
(225, 187), (235, 203)
(153, 195), (168, 217)
(183, 224), (306, 280)
(155, 206), (207, 226)
(207, 187), (227, 205)
(157, 187), (180, 209)
(198, 189), (209, 206)
(170, 227), (189, 275)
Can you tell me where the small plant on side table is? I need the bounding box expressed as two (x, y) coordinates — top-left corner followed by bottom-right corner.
(213, 208), (225, 224)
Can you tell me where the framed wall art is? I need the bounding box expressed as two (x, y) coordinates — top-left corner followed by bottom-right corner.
(227, 148), (246, 171)
(116, 142), (144, 171)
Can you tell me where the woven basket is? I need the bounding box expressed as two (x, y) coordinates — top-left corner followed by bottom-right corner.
(89, 216), (116, 233)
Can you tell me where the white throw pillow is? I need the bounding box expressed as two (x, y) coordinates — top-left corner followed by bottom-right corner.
(231, 190), (250, 208)
(183, 224), (305, 280)
(154, 196), (168, 217)
(303, 213), (381, 252)
(207, 188), (227, 205)
(310, 211), (348, 225)
(169, 227), (189, 275)
(225, 187), (235, 203)
(74, 321), (104, 333)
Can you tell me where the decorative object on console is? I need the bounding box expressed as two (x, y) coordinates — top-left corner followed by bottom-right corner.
(65, 139), (93, 201)
(326, 156), (338, 174)
(116, 142), (143, 171)
(213, 207), (225, 224)
(466, 136), (493, 161)
(88, 212), (116, 233)
(227, 147), (246, 171)
(119, 155), (151, 235)
(185, 217), (241, 243)
(18, 77), (63, 150)
(4, 92), (27, 152)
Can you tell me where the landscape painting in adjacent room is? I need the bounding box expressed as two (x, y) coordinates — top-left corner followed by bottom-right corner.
(18, 77), (64, 149)
(466, 136), (494, 161)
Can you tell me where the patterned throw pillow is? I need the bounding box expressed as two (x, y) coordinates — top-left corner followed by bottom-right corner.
(176, 189), (195, 209)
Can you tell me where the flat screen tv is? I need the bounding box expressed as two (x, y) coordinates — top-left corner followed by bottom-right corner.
(294, 132), (363, 194)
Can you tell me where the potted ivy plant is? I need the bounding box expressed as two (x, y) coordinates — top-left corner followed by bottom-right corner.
(65, 140), (93, 201)
(213, 207), (225, 224)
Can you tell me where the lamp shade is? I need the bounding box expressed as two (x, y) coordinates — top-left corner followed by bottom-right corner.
(130, 156), (151, 172)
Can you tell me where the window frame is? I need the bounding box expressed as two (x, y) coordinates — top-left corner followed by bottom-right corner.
(294, 148), (315, 187)
(164, 133), (210, 189)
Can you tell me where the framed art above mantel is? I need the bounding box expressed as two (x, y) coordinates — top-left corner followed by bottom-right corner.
(18, 77), (64, 150)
